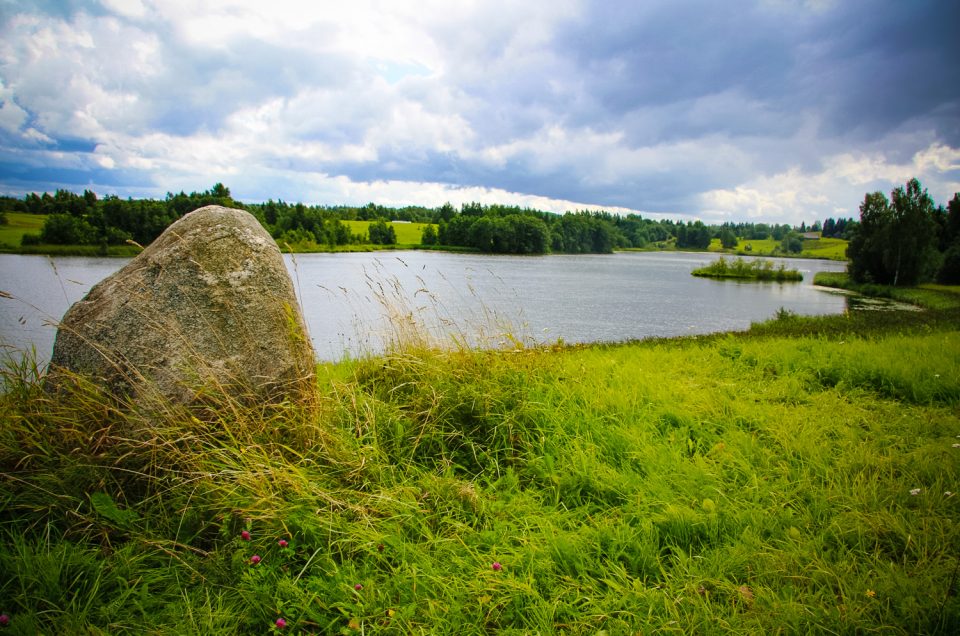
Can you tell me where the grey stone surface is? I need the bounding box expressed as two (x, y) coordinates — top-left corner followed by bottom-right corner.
(47, 205), (315, 406)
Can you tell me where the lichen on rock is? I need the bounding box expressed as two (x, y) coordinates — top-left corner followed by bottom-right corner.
(46, 205), (315, 408)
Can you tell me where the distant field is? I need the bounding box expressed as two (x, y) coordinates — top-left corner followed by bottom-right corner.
(709, 236), (848, 260)
(0, 215), (848, 257)
(342, 220), (434, 244)
(0, 212), (45, 248)
(0, 215), (437, 253)
(794, 237), (848, 259)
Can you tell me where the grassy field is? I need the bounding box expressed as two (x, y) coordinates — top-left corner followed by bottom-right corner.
(1, 284), (959, 633)
(342, 220), (434, 246)
(226, 220), (438, 253)
(708, 237), (849, 261)
(0, 213), (44, 250)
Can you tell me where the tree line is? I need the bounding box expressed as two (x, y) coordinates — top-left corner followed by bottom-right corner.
(848, 178), (960, 285)
(1, 184), (858, 255)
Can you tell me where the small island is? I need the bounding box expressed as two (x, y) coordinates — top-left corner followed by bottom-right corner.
(692, 256), (803, 282)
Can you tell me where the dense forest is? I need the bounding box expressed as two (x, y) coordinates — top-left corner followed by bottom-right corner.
(0, 184), (857, 256)
(847, 178), (960, 285)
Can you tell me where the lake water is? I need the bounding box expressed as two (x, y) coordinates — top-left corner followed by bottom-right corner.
(0, 251), (848, 366)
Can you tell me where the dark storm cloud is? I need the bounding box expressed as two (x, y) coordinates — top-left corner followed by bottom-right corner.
(546, 0), (959, 145)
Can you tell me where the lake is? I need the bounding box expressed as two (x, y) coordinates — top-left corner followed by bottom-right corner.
(0, 251), (848, 366)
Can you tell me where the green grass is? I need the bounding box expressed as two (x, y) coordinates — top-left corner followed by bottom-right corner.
(0, 212), (45, 249)
(2, 287), (960, 633)
(342, 220), (434, 245)
(692, 256), (803, 281)
(279, 221), (437, 253)
(713, 237), (849, 260)
(0, 213), (141, 256)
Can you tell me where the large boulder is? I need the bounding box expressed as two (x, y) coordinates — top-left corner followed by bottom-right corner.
(47, 205), (315, 407)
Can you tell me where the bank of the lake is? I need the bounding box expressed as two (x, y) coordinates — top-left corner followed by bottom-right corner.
(2, 295), (958, 634)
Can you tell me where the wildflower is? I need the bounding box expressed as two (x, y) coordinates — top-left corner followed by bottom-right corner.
(866, 589), (876, 598)
(278, 539), (288, 548)
(241, 530), (251, 541)
(275, 617), (286, 629)
(910, 488), (921, 496)
(354, 583), (363, 591)
(0, 614), (8, 627)
(250, 555), (261, 565)
(491, 561), (503, 571)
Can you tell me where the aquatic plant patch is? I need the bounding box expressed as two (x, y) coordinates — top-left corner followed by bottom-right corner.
(693, 256), (803, 281)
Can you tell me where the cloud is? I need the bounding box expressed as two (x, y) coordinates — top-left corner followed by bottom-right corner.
(0, 0), (958, 226)
(699, 142), (960, 222)
(99, 0), (147, 19)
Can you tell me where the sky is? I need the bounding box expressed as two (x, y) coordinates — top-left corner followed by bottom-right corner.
(0, 0), (958, 225)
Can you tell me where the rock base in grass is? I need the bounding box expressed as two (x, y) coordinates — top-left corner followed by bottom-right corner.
(47, 205), (315, 408)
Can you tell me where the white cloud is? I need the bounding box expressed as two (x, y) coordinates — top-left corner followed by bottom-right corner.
(1, 12), (162, 141)
(699, 142), (960, 224)
(0, 0), (957, 226)
(100, 0), (149, 19)
(22, 127), (54, 144)
(0, 95), (28, 133)
(287, 173), (644, 217)
(913, 143), (960, 173)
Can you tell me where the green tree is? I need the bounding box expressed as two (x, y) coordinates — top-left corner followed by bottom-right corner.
(780, 232), (803, 254)
(848, 192), (892, 283)
(887, 179), (940, 285)
(936, 194), (960, 283)
(40, 214), (97, 244)
(720, 227), (738, 249)
(437, 202), (456, 222)
(506, 215), (549, 254)
(848, 179), (940, 285)
(677, 221), (711, 249)
(210, 182), (230, 199)
(461, 202), (483, 217)
(468, 216), (497, 251)
(938, 244), (960, 283)
(944, 193), (960, 247)
(368, 219), (397, 245)
(420, 224), (438, 246)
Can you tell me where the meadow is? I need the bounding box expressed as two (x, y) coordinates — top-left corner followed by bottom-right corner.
(0, 213), (45, 251)
(708, 237), (849, 261)
(1, 280), (959, 634)
(341, 220), (432, 247)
